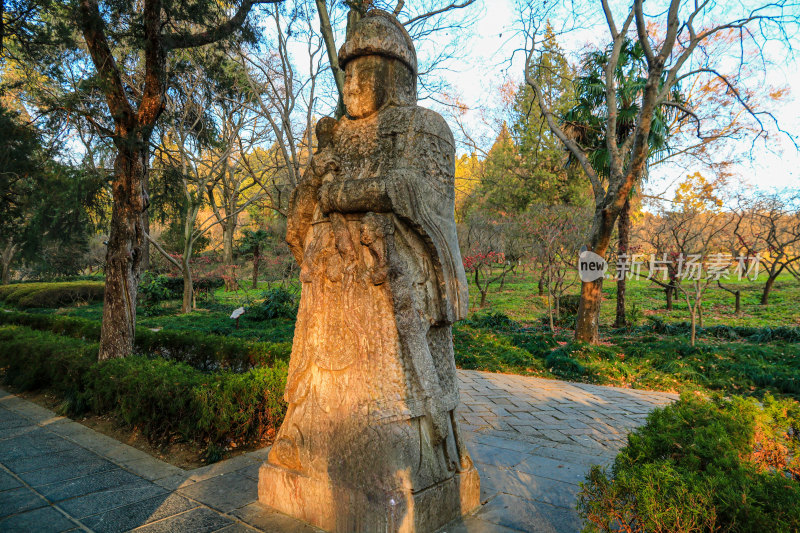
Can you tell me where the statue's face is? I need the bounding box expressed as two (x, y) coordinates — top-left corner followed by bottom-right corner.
(343, 56), (389, 119)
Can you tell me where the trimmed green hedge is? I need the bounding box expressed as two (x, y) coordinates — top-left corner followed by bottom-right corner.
(644, 318), (800, 343)
(0, 311), (291, 371)
(578, 393), (800, 532)
(0, 281), (104, 308)
(0, 324), (287, 453)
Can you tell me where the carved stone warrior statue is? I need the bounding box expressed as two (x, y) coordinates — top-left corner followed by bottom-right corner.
(258, 10), (480, 531)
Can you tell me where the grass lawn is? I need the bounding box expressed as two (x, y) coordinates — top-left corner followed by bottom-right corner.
(470, 268), (800, 329)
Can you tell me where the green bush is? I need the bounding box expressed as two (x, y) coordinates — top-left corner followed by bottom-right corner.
(0, 310), (291, 371)
(0, 324), (288, 453)
(647, 318), (800, 343)
(465, 311), (521, 332)
(138, 272), (172, 306)
(135, 328), (291, 371)
(559, 294), (581, 315)
(160, 276), (224, 299)
(0, 325), (96, 396)
(0, 281), (104, 308)
(247, 288), (299, 321)
(454, 324), (546, 374)
(578, 393), (800, 532)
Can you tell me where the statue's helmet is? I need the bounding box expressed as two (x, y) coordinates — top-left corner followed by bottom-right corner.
(338, 10), (417, 76)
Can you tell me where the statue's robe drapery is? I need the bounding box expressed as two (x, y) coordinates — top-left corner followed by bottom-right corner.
(273, 104), (471, 491)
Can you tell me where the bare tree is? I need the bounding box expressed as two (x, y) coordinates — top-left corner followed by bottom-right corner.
(529, 205), (591, 331)
(459, 211), (516, 308)
(148, 59), (271, 313)
(733, 190), (800, 305)
(237, 4), (326, 205)
(518, 0), (798, 343)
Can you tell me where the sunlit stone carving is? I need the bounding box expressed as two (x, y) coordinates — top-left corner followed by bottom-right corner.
(258, 10), (480, 531)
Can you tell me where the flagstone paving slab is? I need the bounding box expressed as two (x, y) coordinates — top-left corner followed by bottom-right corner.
(0, 370), (677, 532)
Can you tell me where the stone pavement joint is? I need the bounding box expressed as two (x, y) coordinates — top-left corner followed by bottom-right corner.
(0, 371), (677, 533)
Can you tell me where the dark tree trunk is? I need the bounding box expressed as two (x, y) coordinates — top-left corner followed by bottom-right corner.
(717, 281), (740, 314)
(98, 146), (147, 361)
(761, 274), (778, 305)
(141, 176), (150, 271)
(575, 278), (603, 343)
(1, 243), (16, 285)
(665, 284), (674, 310)
(614, 198), (631, 327)
(538, 275), (545, 296)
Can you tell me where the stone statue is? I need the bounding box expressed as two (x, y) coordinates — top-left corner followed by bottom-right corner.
(258, 10), (480, 532)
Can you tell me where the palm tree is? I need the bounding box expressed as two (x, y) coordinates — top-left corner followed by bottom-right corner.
(562, 38), (682, 327)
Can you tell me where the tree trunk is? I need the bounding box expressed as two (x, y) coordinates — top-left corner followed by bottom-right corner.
(761, 274), (778, 305)
(222, 215), (237, 264)
(479, 290), (487, 308)
(575, 279), (603, 343)
(141, 179), (150, 271)
(181, 262), (193, 314)
(98, 147), (147, 361)
(252, 248), (260, 289)
(180, 208), (198, 314)
(665, 282), (674, 310)
(614, 198), (631, 328)
(538, 274), (545, 296)
(690, 310), (696, 346)
(734, 291), (740, 314)
(1, 243), (17, 285)
(575, 203), (618, 344)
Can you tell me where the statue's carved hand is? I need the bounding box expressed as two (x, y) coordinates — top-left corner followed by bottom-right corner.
(312, 152), (339, 180)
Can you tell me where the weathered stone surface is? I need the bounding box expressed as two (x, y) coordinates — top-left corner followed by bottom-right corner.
(259, 9), (478, 531)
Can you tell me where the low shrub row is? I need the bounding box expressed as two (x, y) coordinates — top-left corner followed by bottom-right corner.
(647, 318), (800, 343)
(0, 311), (291, 371)
(578, 393), (800, 532)
(247, 288), (299, 321)
(0, 281), (105, 308)
(161, 276), (224, 298)
(0, 324), (288, 455)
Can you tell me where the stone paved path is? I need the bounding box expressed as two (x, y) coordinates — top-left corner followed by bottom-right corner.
(0, 371), (677, 533)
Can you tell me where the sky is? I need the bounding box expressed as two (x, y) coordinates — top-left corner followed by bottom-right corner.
(425, 0), (800, 201)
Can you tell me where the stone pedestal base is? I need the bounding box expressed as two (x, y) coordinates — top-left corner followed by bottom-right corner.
(258, 461), (480, 532)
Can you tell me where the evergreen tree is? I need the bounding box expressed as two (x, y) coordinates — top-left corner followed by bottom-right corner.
(512, 23), (585, 207)
(470, 23), (585, 217)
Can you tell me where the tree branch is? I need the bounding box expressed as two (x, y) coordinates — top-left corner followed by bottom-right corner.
(77, 0), (134, 132)
(633, 0), (654, 66)
(145, 232), (181, 269)
(163, 0), (283, 50)
(403, 0), (477, 27)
